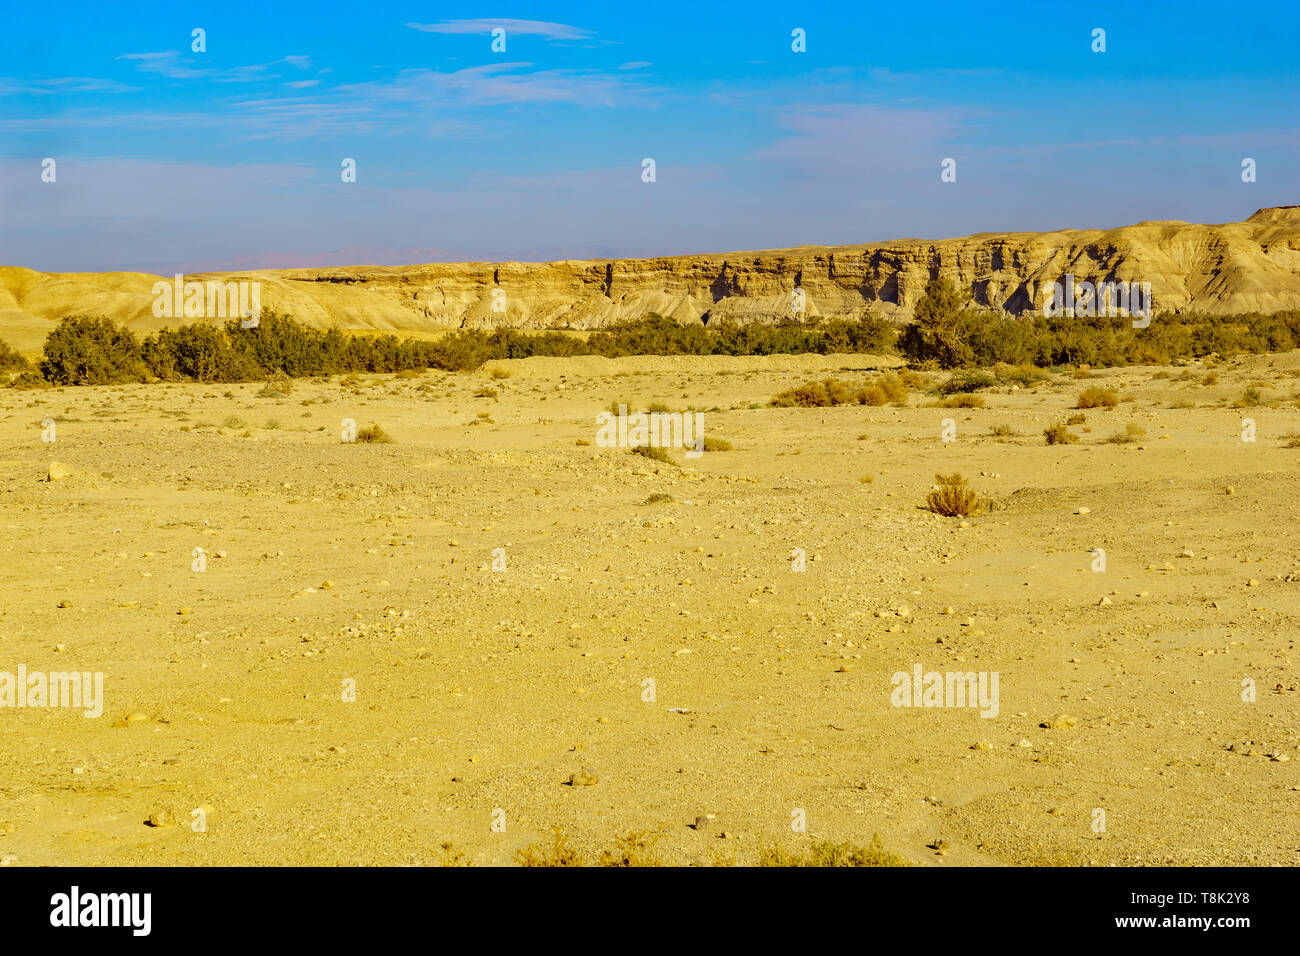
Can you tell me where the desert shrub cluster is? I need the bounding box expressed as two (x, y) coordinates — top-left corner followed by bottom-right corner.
(924, 473), (983, 517)
(770, 374), (909, 407)
(899, 277), (1300, 369)
(16, 281), (1300, 388)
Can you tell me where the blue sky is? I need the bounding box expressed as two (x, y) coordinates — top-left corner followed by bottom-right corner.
(2, 1), (1297, 274)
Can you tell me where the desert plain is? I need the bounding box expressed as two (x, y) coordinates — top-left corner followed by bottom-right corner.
(1, 349), (1297, 866)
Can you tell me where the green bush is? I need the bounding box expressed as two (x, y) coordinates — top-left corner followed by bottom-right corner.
(0, 338), (29, 371)
(40, 316), (147, 384)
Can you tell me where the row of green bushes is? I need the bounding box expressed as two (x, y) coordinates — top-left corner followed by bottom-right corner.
(7, 282), (1300, 387)
(8, 311), (900, 385)
(898, 278), (1300, 368)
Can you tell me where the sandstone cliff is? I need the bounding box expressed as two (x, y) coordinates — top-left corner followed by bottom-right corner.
(3, 206), (1299, 352)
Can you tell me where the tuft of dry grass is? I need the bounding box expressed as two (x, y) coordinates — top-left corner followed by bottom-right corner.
(257, 372), (293, 398)
(1076, 386), (1118, 409)
(516, 830), (584, 867)
(1043, 422), (1079, 445)
(770, 374), (908, 408)
(596, 830), (664, 867)
(924, 473), (983, 517)
(1104, 422), (1147, 444)
(631, 444), (675, 465)
(355, 423), (394, 444)
(757, 835), (908, 867)
(1233, 387), (1263, 408)
(701, 436), (732, 451)
(940, 393), (985, 408)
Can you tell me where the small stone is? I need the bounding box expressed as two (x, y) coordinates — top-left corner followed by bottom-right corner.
(972, 740), (994, 750)
(56, 600), (71, 609)
(47, 462), (73, 481)
(1042, 714), (1078, 730)
(146, 809), (175, 828)
(1247, 579), (1260, 587)
(1075, 507), (1091, 515)
(566, 769), (599, 787)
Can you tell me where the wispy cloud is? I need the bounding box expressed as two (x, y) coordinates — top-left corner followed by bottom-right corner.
(406, 19), (593, 40)
(117, 52), (318, 84)
(0, 76), (138, 95)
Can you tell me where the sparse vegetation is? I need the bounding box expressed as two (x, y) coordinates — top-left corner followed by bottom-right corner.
(355, 423), (394, 444)
(1105, 423), (1147, 443)
(939, 369), (997, 394)
(1076, 387), (1118, 409)
(0, 338), (29, 371)
(757, 836), (907, 867)
(770, 374), (908, 408)
(940, 393), (985, 408)
(1044, 422), (1080, 445)
(631, 445), (675, 465)
(924, 473), (983, 517)
(1234, 387), (1263, 407)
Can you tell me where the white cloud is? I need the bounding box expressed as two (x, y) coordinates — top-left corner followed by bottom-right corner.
(406, 19), (593, 40)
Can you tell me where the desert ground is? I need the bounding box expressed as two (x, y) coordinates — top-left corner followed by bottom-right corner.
(0, 351), (1297, 866)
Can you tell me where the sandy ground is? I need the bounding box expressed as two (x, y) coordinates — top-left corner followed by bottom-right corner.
(0, 350), (1297, 866)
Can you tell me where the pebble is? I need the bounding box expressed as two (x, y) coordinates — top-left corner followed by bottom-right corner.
(567, 769), (599, 787)
(1042, 714), (1078, 730)
(146, 809), (175, 828)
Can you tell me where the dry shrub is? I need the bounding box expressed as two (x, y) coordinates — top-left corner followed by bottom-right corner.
(993, 363), (1048, 387)
(1076, 387), (1117, 409)
(516, 830), (584, 867)
(1066, 412), (1086, 425)
(701, 436), (733, 451)
(940, 393), (984, 408)
(757, 835), (907, 867)
(355, 423), (394, 443)
(924, 473), (983, 517)
(596, 830), (664, 867)
(771, 374), (908, 408)
(257, 371), (293, 398)
(631, 445), (675, 465)
(1233, 387), (1263, 407)
(1105, 422), (1147, 443)
(1043, 422), (1079, 445)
